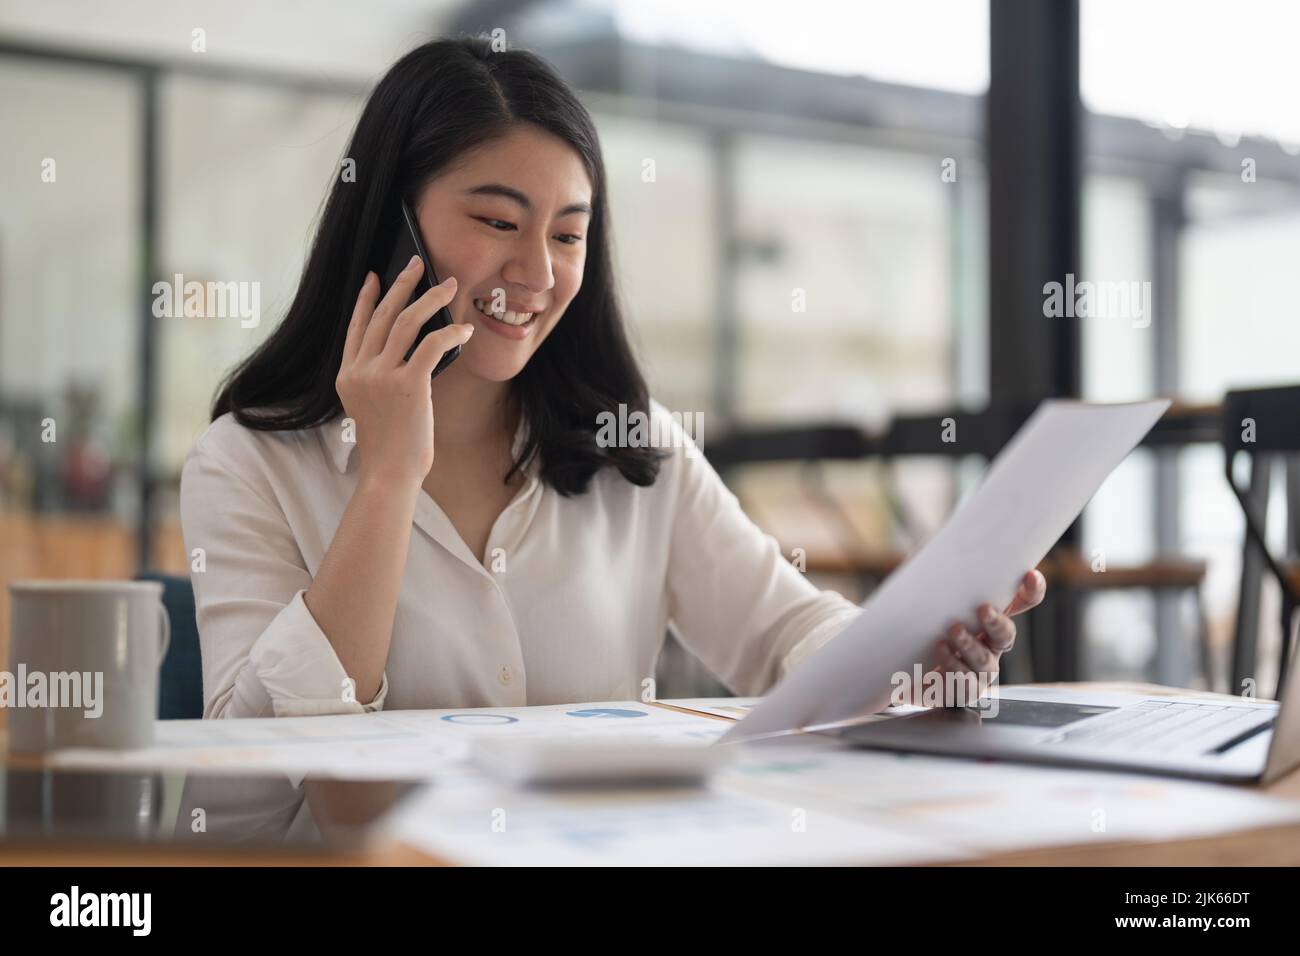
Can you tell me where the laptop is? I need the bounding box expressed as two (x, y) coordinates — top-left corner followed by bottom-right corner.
(835, 637), (1300, 785)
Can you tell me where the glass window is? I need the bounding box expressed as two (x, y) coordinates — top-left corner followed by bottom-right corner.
(0, 59), (140, 518)
(732, 135), (959, 423)
(155, 75), (360, 475)
(595, 112), (718, 418)
(607, 0), (988, 95)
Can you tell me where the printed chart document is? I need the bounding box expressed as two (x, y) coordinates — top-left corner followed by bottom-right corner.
(46, 701), (729, 780)
(723, 399), (1171, 743)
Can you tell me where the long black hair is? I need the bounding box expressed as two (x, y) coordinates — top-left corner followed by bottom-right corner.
(212, 36), (664, 496)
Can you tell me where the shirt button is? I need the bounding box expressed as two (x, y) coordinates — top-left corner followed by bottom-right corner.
(498, 665), (514, 685)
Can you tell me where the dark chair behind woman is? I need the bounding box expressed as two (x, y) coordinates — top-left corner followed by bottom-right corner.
(135, 572), (204, 719)
(1222, 385), (1300, 700)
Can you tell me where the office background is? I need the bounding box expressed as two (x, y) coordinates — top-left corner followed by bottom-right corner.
(1, 0), (1298, 700)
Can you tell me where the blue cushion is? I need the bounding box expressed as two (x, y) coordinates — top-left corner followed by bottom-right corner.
(136, 572), (203, 720)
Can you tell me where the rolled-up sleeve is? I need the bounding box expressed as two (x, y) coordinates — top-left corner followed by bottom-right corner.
(180, 438), (388, 718)
(661, 410), (861, 697)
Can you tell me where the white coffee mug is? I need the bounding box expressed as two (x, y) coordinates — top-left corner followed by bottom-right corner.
(6, 580), (171, 753)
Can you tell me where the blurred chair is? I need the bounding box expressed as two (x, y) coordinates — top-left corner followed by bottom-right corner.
(135, 572), (203, 719)
(1030, 549), (1210, 687)
(1222, 385), (1300, 700)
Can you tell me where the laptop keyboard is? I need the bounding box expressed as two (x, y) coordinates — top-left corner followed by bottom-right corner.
(1041, 700), (1275, 755)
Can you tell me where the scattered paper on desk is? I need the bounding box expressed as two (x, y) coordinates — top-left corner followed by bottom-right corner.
(716, 735), (1300, 856)
(658, 697), (925, 726)
(725, 399), (1171, 742)
(47, 712), (465, 780)
(45, 702), (726, 781)
(39, 698), (1300, 863)
(381, 777), (969, 866)
(379, 700), (727, 744)
(653, 697), (761, 720)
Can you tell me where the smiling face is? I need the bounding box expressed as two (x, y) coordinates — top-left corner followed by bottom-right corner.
(412, 123), (593, 382)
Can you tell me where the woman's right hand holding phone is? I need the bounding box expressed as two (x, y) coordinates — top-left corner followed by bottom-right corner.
(336, 255), (474, 487)
(303, 257), (471, 705)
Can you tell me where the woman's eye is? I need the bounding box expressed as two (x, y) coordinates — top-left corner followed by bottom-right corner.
(478, 218), (581, 245)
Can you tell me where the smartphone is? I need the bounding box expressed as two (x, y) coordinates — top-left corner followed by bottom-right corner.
(378, 199), (460, 378)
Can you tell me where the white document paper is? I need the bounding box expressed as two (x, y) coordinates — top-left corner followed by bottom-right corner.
(381, 775), (969, 866)
(714, 735), (1300, 857)
(653, 697), (761, 720)
(723, 399), (1171, 742)
(46, 702), (728, 780)
(377, 700), (728, 744)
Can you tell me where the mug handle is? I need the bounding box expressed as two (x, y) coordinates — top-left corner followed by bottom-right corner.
(156, 600), (172, 667)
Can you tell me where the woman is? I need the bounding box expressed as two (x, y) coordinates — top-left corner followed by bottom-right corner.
(180, 36), (1044, 720)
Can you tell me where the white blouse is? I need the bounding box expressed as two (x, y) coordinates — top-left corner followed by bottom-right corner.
(179, 400), (862, 719)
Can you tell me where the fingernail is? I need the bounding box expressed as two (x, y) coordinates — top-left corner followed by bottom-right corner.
(406, 254), (421, 270)
(443, 275), (457, 288)
(461, 324), (474, 336)
(983, 608), (997, 627)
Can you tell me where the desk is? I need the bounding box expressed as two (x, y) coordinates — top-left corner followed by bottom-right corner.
(3, 682), (1298, 866)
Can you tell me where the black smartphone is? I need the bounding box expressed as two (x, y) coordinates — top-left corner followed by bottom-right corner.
(378, 199), (460, 378)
